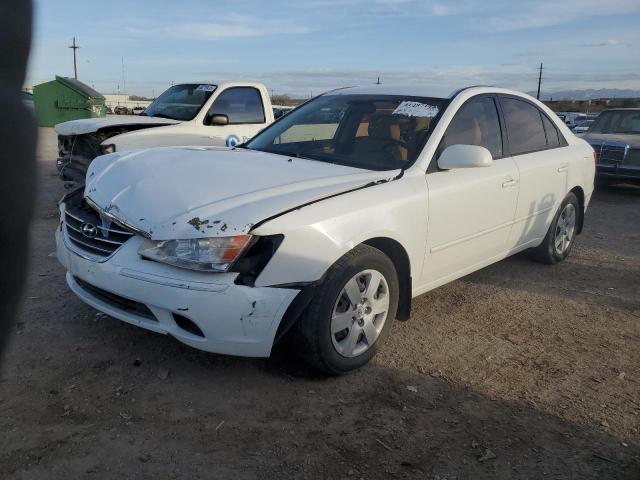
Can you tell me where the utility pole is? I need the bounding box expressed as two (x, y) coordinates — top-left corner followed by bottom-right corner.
(376, 75), (381, 85)
(122, 57), (126, 95)
(536, 63), (543, 100)
(69, 37), (80, 80)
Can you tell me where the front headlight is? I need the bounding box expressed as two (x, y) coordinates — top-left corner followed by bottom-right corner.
(138, 235), (253, 272)
(101, 144), (116, 154)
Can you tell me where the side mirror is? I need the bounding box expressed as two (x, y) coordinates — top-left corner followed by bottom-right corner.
(437, 144), (493, 170)
(205, 113), (229, 126)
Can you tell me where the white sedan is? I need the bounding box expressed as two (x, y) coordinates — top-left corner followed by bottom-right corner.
(56, 85), (595, 374)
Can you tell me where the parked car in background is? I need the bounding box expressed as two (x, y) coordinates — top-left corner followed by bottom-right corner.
(54, 82), (276, 183)
(273, 105), (295, 119)
(573, 118), (595, 134)
(112, 105), (130, 115)
(563, 112), (597, 129)
(56, 85), (594, 373)
(581, 108), (640, 184)
(131, 106), (146, 115)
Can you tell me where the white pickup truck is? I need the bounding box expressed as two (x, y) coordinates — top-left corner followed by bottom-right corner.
(55, 82), (277, 183)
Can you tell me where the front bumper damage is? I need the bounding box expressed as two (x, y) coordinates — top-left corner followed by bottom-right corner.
(57, 133), (105, 184)
(55, 201), (299, 357)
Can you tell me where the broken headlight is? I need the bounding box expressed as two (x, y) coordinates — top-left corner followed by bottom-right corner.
(138, 235), (252, 272)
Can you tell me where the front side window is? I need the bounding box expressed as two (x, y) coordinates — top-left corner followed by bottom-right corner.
(208, 87), (265, 124)
(143, 84), (216, 121)
(246, 94), (447, 171)
(501, 97), (548, 155)
(437, 96), (503, 159)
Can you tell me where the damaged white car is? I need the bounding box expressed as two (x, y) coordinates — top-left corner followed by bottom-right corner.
(56, 86), (595, 373)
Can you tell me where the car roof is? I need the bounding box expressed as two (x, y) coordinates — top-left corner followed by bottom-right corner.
(324, 84), (537, 100)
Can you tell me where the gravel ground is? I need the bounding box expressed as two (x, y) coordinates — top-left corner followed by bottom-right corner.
(1, 128), (638, 479)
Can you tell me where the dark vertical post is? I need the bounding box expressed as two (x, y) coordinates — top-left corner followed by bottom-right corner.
(536, 63), (543, 100)
(69, 37), (79, 80)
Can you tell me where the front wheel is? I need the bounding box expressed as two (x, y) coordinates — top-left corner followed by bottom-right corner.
(294, 244), (399, 375)
(530, 193), (579, 264)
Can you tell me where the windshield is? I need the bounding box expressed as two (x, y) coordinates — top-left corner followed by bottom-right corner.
(588, 110), (640, 134)
(246, 93), (448, 171)
(143, 84), (216, 121)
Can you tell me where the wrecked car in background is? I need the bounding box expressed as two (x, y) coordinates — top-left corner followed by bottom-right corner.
(56, 85), (594, 374)
(55, 82), (275, 183)
(581, 108), (640, 184)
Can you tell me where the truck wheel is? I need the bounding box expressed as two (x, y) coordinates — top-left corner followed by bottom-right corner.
(294, 244), (399, 375)
(530, 192), (579, 265)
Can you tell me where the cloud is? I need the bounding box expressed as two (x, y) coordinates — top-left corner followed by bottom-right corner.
(480, 0), (640, 32)
(183, 66), (640, 98)
(578, 39), (626, 47)
(126, 14), (311, 40)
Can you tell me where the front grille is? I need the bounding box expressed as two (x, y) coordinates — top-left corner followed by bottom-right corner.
(64, 202), (134, 259)
(592, 142), (626, 165)
(75, 277), (156, 321)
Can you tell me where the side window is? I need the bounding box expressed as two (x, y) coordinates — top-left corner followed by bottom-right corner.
(208, 87), (265, 124)
(438, 97), (503, 159)
(501, 97), (547, 155)
(541, 114), (561, 148)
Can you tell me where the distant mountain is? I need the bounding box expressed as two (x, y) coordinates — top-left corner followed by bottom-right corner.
(526, 89), (640, 101)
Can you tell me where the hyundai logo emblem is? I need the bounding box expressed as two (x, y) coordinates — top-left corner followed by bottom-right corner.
(80, 222), (98, 239)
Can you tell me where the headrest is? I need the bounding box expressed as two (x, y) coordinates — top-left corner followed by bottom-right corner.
(368, 114), (400, 140)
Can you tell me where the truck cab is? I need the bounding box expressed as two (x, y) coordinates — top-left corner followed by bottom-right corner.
(55, 82), (275, 183)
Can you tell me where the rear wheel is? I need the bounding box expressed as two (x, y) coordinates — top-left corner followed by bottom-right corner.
(294, 244), (399, 374)
(530, 193), (579, 264)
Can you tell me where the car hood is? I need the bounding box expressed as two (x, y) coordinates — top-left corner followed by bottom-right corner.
(54, 115), (181, 136)
(84, 147), (399, 239)
(581, 133), (640, 148)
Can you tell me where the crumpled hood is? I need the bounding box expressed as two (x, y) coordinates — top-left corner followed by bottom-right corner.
(582, 133), (640, 148)
(85, 147), (398, 239)
(55, 115), (181, 136)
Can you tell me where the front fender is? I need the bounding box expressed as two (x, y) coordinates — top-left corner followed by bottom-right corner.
(251, 174), (428, 287)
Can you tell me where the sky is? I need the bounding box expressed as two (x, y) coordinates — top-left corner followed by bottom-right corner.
(27, 0), (640, 98)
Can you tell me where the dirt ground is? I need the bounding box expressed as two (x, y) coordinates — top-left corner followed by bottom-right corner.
(1, 128), (638, 479)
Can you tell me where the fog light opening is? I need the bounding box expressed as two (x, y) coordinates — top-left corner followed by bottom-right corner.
(173, 313), (205, 338)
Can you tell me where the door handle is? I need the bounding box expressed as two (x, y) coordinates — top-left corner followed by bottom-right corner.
(502, 178), (518, 188)
(557, 163), (569, 173)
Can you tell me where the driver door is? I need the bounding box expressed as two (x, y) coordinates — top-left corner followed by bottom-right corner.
(421, 95), (519, 288)
(202, 87), (268, 146)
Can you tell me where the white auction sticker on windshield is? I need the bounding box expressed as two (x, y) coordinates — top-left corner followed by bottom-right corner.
(393, 101), (440, 118)
(196, 84), (215, 92)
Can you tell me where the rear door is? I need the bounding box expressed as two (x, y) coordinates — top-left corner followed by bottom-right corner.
(422, 95), (519, 287)
(498, 95), (568, 249)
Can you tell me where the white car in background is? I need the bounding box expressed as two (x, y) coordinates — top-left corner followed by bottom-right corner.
(55, 82), (276, 183)
(573, 119), (595, 134)
(56, 85), (595, 374)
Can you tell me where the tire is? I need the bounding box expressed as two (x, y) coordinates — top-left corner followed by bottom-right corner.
(530, 192), (579, 264)
(294, 244), (399, 375)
